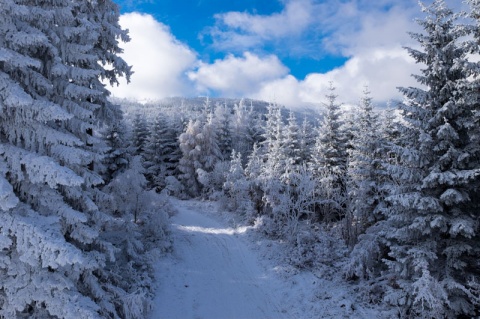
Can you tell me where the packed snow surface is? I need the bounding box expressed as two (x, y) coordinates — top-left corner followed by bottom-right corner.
(149, 200), (289, 319)
(150, 199), (381, 319)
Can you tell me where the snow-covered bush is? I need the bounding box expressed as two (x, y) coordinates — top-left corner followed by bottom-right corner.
(104, 156), (149, 223)
(344, 223), (385, 281)
(197, 160), (230, 198)
(163, 176), (186, 199)
(223, 151), (255, 218)
(101, 166), (172, 319)
(287, 224), (348, 275)
(141, 194), (174, 251)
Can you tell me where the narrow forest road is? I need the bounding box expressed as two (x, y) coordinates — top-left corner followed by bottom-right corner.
(149, 200), (291, 319)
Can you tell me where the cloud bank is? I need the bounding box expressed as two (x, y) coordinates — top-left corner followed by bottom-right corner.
(108, 0), (466, 108)
(108, 13), (197, 101)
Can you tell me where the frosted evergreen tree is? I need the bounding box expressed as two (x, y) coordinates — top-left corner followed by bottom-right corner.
(223, 151), (254, 217)
(466, 0), (480, 214)
(213, 102), (232, 161)
(346, 88), (382, 245)
(200, 113), (222, 172)
(298, 116), (315, 166)
(195, 113), (223, 195)
(102, 119), (130, 182)
(0, 0), (134, 317)
(283, 111), (301, 166)
(131, 112), (150, 156)
(258, 104), (287, 231)
(178, 120), (203, 197)
(374, 105), (403, 219)
(143, 113), (182, 191)
(246, 102), (265, 150)
(230, 99), (251, 158)
(245, 143), (264, 215)
(279, 163), (316, 237)
(310, 84), (348, 222)
(259, 105), (315, 236)
(261, 104), (286, 179)
(143, 114), (165, 189)
(381, 1), (480, 317)
(104, 156), (148, 224)
(344, 105), (403, 282)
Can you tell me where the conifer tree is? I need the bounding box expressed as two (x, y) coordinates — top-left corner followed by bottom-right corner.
(346, 88), (381, 244)
(230, 99), (251, 159)
(298, 116), (315, 166)
(283, 111), (301, 166)
(381, 1), (480, 316)
(310, 84), (348, 222)
(223, 150), (253, 216)
(143, 114), (165, 189)
(131, 113), (150, 156)
(199, 113), (222, 173)
(213, 102), (232, 161)
(178, 120), (203, 197)
(261, 104), (286, 179)
(258, 104), (286, 226)
(245, 143), (264, 215)
(143, 113), (182, 190)
(102, 119), (130, 182)
(0, 0), (132, 317)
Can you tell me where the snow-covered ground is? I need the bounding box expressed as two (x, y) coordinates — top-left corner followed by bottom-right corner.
(150, 199), (381, 319)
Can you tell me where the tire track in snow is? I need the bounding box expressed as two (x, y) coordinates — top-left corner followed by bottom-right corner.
(149, 201), (289, 319)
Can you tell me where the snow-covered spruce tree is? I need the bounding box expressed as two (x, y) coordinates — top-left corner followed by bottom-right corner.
(310, 84), (348, 223)
(178, 119), (203, 197)
(279, 163), (316, 237)
(230, 99), (252, 160)
(156, 112), (184, 193)
(245, 143), (264, 216)
(467, 0), (480, 230)
(0, 0), (135, 318)
(343, 106), (402, 285)
(345, 88), (382, 246)
(261, 104), (286, 179)
(102, 118), (130, 183)
(104, 157), (148, 224)
(256, 104), (288, 235)
(101, 156), (171, 317)
(381, 1), (480, 317)
(212, 102), (232, 161)
(200, 112), (223, 172)
(131, 112), (150, 156)
(257, 105), (316, 238)
(223, 150), (254, 217)
(298, 116), (315, 166)
(246, 102), (265, 152)
(283, 111), (301, 166)
(143, 113), (183, 190)
(195, 112), (223, 196)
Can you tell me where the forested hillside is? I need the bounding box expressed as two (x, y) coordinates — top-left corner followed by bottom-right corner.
(0, 0), (479, 318)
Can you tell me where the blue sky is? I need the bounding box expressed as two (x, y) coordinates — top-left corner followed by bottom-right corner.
(110, 0), (465, 107)
(115, 0), (347, 79)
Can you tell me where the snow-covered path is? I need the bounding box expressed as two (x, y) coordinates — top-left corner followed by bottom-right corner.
(149, 200), (290, 319)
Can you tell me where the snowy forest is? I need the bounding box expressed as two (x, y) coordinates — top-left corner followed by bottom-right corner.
(0, 0), (479, 318)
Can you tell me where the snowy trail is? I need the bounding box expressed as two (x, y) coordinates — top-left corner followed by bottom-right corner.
(149, 200), (290, 319)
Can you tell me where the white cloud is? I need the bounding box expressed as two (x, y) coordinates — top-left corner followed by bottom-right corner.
(208, 0), (314, 52)
(107, 13), (197, 101)
(205, 0), (439, 107)
(254, 47), (419, 108)
(188, 52), (289, 97)
(110, 0), (467, 108)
